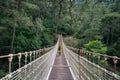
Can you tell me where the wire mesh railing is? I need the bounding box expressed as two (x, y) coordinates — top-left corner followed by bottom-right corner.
(63, 43), (120, 80)
(0, 43), (58, 80)
(1, 35), (120, 80)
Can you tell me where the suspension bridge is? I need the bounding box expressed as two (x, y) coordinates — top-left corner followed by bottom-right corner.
(0, 35), (120, 80)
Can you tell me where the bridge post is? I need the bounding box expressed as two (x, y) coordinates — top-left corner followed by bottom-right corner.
(17, 53), (22, 80)
(29, 51), (33, 79)
(97, 54), (101, 77)
(79, 47), (83, 56)
(18, 53), (22, 68)
(97, 54), (101, 65)
(92, 53), (96, 63)
(7, 54), (13, 80)
(79, 47), (83, 80)
(41, 49), (43, 55)
(113, 56), (118, 74)
(36, 50), (38, 59)
(25, 52), (28, 65)
(38, 49), (41, 57)
(24, 52), (28, 79)
(30, 51), (32, 62)
(103, 54), (108, 80)
(33, 51), (36, 69)
(43, 47), (45, 54)
(8, 54), (13, 74)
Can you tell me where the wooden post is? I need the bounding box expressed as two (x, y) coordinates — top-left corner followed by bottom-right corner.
(79, 47), (83, 80)
(113, 56), (118, 73)
(79, 47), (83, 56)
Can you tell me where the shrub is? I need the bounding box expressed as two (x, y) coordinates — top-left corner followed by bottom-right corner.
(84, 40), (107, 54)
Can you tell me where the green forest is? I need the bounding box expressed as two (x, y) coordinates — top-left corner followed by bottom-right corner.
(0, 0), (120, 78)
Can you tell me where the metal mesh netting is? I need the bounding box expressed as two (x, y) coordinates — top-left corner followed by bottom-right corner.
(1, 42), (58, 80)
(63, 43), (120, 80)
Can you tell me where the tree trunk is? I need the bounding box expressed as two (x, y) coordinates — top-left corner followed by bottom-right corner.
(10, 25), (16, 53)
(69, 0), (73, 26)
(10, 0), (19, 53)
(58, 0), (63, 18)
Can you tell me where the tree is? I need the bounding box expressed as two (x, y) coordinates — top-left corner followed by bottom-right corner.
(110, 0), (120, 13)
(101, 13), (120, 46)
(84, 40), (107, 54)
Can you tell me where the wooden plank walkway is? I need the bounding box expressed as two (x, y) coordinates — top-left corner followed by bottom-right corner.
(48, 53), (73, 80)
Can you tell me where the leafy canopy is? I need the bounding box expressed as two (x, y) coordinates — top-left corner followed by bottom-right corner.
(84, 40), (107, 54)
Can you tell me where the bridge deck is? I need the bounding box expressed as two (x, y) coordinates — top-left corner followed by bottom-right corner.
(48, 53), (73, 80)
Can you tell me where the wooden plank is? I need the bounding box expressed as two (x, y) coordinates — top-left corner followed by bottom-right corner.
(48, 53), (74, 80)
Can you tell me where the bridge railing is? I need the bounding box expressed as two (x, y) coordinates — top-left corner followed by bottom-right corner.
(67, 46), (120, 74)
(0, 44), (57, 80)
(64, 44), (120, 80)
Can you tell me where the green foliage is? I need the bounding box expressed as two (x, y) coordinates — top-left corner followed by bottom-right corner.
(101, 13), (120, 45)
(0, 0), (58, 77)
(107, 38), (120, 57)
(64, 37), (78, 47)
(110, 0), (120, 13)
(0, 70), (7, 78)
(74, 0), (120, 58)
(0, 0), (120, 78)
(36, 18), (45, 31)
(23, 2), (39, 10)
(84, 40), (107, 54)
(75, 0), (109, 46)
